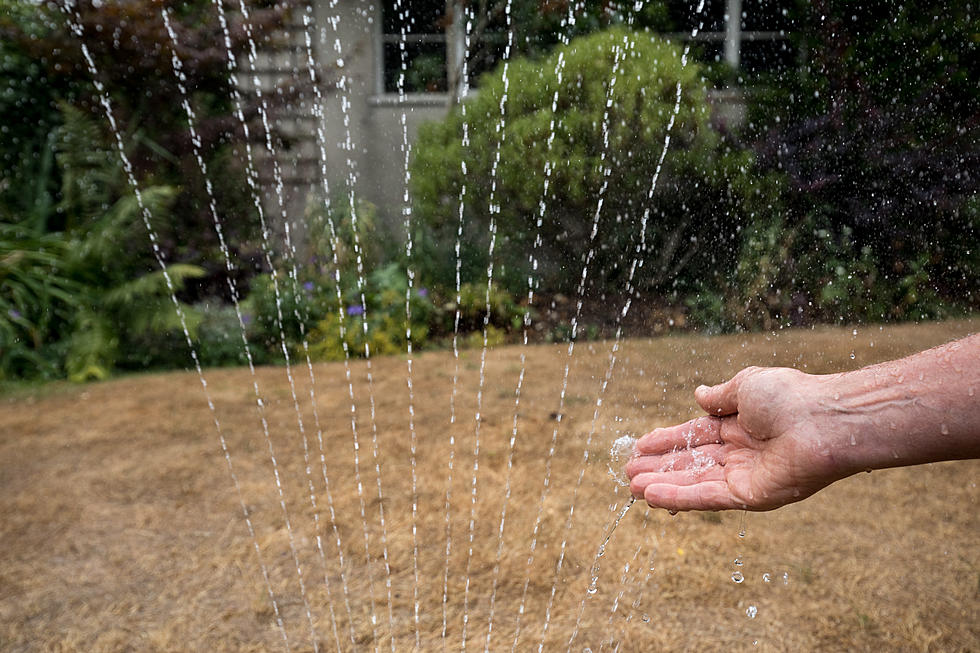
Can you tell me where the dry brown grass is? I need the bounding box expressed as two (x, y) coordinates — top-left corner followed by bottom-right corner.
(1, 320), (978, 652)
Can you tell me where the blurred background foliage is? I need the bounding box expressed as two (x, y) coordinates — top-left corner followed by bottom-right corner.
(1, 0), (977, 382)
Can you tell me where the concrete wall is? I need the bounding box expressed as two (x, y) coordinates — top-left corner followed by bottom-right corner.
(313, 1), (449, 232)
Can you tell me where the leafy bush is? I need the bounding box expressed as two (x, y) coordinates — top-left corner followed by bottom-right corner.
(306, 263), (435, 361)
(0, 222), (78, 380)
(738, 2), (980, 327)
(0, 0), (293, 298)
(411, 27), (752, 300)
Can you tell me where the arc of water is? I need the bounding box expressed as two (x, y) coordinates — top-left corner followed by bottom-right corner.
(507, 6), (580, 649)
(565, 4), (708, 648)
(535, 32), (632, 651)
(324, 2), (397, 645)
(443, 1), (475, 643)
(297, 5), (367, 647)
(460, 1), (515, 649)
(390, 0), (423, 646)
(160, 7), (353, 650)
(58, 4), (296, 649)
(482, 5), (579, 651)
(596, 540), (646, 652)
(611, 516), (661, 647)
(507, 11), (626, 649)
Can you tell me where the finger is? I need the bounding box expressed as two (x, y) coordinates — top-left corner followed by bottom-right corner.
(629, 465), (727, 498)
(695, 369), (752, 416)
(634, 416), (724, 455)
(626, 443), (728, 478)
(644, 481), (746, 511)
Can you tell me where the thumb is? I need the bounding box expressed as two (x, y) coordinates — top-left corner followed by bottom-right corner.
(695, 374), (742, 416)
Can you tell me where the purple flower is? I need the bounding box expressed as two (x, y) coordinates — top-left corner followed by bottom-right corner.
(8, 309), (21, 320)
(303, 281), (315, 293)
(417, 287), (428, 298)
(346, 304), (365, 316)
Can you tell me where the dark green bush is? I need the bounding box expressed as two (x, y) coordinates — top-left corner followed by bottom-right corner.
(735, 1), (980, 328)
(411, 27), (753, 300)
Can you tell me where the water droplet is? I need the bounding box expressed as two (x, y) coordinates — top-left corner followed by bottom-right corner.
(940, 423), (949, 435)
(738, 528), (746, 538)
(782, 572), (789, 585)
(762, 572), (771, 583)
(587, 581), (598, 595)
(850, 351), (856, 360)
(731, 571), (744, 583)
(667, 509), (677, 516)
(734, 558), (743, 567)
(746, 605), (758, 618)
(642, 613), (650, 622)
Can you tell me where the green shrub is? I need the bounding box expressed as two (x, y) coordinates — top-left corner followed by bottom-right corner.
(0, 222), (78, 380)
(411, 27), (752, 299)
(306, 263), (435, 361)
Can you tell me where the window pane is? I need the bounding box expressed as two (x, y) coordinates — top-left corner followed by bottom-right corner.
(384, 41), (448, 93)
(665, 0), (727, 33)
(382, 0), (446, 35)
(742, 0), (795, 31)
(740, 37), (796, 75)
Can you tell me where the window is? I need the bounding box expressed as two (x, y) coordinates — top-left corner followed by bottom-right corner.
(381, 0), (448, 94)
(665, 0), (796, 77)
(377, 1), (796, 97)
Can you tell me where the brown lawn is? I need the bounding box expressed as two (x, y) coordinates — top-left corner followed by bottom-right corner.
(1, 320), (978, 652)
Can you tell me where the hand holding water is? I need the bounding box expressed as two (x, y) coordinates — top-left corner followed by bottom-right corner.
(627, 335), (980, 512)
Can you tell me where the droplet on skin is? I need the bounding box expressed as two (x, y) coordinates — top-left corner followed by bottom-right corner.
(731, 571), (744, 583)
(667, 509), (677, 516)
(746, 605), (758, 619)
(762, 572), (771, 583)
(782, 572), (789, 585)
(642, 614), (650, 623)
(940, 423), (949, 435)
(734, 558), (743, 567)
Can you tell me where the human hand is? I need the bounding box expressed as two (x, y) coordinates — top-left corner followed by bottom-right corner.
(626, 367), (850, 512)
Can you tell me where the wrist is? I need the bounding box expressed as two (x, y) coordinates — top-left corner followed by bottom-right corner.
(807, 368), (907, 476)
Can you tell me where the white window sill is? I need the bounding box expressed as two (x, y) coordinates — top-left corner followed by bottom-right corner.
(367, 93), (451, 107)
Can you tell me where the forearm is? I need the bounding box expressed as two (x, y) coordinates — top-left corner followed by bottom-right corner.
(813, 334), (980, 475)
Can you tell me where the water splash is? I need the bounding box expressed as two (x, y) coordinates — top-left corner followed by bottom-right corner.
(608, 435), (638, 486)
